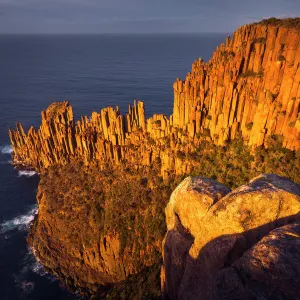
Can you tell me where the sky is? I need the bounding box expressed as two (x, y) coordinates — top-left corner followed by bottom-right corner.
(0, 0), (299, 34)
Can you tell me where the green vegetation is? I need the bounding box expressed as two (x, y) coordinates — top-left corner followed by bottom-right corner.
(246, 122), (253, 130)
(152, 120), (161, 127)
(103, 263), (161, 300)
(181, 136), (300, 188)
(220, 50), (235, 61)
(268, 91), (279, 102)
(277, 54), (286, 62)
(241, 41), (247, 49)
(202, 128), (211, 137)
(40, 160), (180, 297)
(240, 70), (264, 78)
(257, 18), (300, 29)
(253, 37), (267, 44)
(40, 134), (300, 297)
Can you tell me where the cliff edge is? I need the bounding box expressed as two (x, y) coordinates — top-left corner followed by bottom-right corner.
(9, 18), (300, 176)
(173, 18), (300, 149)
(7, 18), (300, 299)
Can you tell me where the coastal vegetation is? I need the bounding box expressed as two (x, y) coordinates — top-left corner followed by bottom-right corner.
(36, 135), (300, 298)
(257, 17), (300, 29)
(9, 18), (300, 298)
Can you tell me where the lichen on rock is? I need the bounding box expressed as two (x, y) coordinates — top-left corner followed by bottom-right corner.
(162, 174), (300, 300)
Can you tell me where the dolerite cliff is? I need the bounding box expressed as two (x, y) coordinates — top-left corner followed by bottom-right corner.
(7, 18), (300, 299)
(27, 164), (170, 296)
(162, 174), (300, 300)
(9, 18), (300, 177)
(173, 19), (300, 150)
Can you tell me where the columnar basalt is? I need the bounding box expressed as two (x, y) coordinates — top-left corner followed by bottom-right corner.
(172, 22), (300, 150)
(9, 100), (148, 170)
(7, 18), (300, 299)
(9, 20), (300, 176)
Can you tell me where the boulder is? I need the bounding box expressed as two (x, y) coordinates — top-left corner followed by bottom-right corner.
(162, 174), (300, 300)
(217, 222), (300, 300)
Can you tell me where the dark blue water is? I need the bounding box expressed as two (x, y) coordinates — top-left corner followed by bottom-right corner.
(0, 33), (225, 299)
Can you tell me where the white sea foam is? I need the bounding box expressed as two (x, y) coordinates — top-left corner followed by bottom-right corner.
(32, 260), (48, 277)
(13, 248), (58, 295)
(1, 205), (38, 234)
(17, 280), (35, 294)
(0, 145), (13, 154)
(18, 170), (37, 177)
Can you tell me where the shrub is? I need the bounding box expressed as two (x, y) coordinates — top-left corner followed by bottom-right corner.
(152, 120), (161, 127)
(202, 128), (211, 137)
(253, 37), (266, 44)
(176, 150), (186, 159)
(220, 51), (235, 60)
(240, 70), (264, 78)
(258, 18), (300, 29)
(246, 122), (253, 130)
(268, 92), (278, 102)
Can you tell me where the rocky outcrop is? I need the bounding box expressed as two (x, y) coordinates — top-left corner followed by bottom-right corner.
(9, 19), (300, 176)
(216, 222), (300, 300)
(172, 21), (300, 150)
(27, 162), (172, 296)
(7, 18), (300, 298)
(9, 100), (147, 170)
(162, 174), (300, 300)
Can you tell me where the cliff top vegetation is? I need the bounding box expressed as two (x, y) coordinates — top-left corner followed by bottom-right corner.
(45, 101), (69, 120)
(255, 17), (300, 29)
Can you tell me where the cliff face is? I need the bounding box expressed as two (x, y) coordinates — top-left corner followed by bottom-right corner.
(162, 174), (300, 300)
(9, 20), (300, 176)
(7, 19), (300, 298)
(9, 100), (147, 170)
(27, 162), (175, 296)
(173, 22), (300, 149)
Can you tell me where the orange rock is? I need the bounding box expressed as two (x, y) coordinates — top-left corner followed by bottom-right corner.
(162, 174), (300, 300)
(8, 19), (300, 174)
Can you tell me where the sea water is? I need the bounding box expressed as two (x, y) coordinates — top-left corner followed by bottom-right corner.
(0, 33), (225, 299)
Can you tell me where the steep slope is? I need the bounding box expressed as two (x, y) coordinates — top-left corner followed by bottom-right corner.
(7, 18), (300, 298)
(27, 163), (177, 296)
(9, 19), (300, 176)
(173, 19), (300, 150)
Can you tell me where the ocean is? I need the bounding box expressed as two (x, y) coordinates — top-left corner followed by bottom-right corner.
(0, 33), (225, 299)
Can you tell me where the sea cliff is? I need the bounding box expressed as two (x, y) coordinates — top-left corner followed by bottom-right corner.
(8, 18), (300, 299)
(9, 19), (300, 177)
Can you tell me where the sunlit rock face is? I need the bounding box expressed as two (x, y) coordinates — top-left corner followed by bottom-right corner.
(7, 18), (300, 298)
(173, 20), (300, 150)
(27, 164), (169, 294)
(9, 19), (300, 176)
(162, 174), (300, 300)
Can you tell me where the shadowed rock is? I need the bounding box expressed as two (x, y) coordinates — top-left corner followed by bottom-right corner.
(162, 174), (300, 300)
(216, 222), (300, 300)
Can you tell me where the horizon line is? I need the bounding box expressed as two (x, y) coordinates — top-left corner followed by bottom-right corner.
(0, 32), (230, 36)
